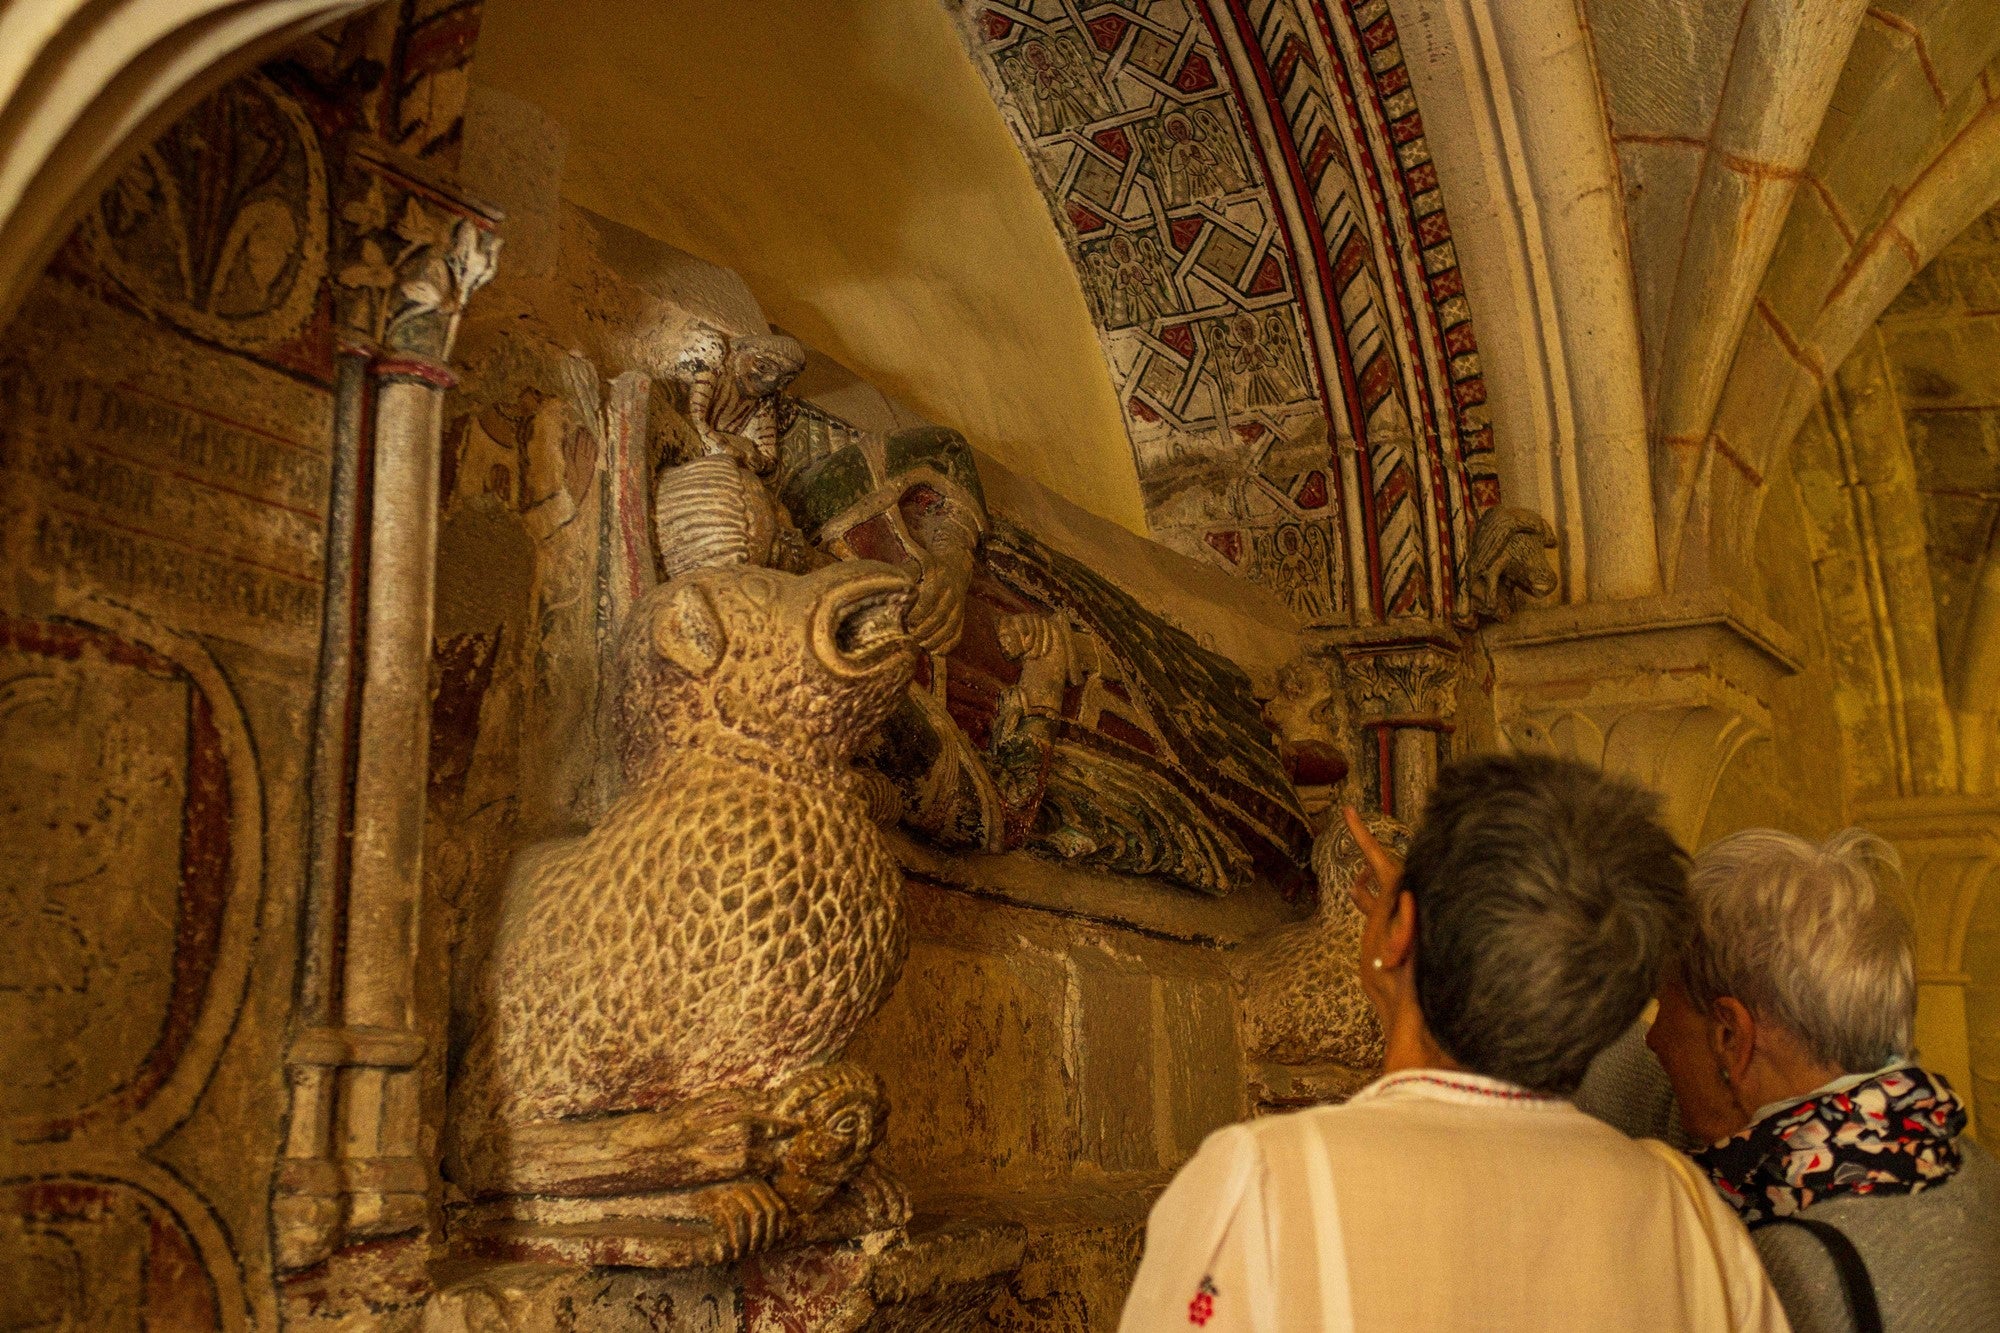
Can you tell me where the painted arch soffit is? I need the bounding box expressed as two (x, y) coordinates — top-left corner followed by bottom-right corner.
(947, 0), (1497, 628)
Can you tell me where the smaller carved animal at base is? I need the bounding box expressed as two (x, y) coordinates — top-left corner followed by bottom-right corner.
(1235, 811), (1412, 1086)
(447, 560), (919, 1267)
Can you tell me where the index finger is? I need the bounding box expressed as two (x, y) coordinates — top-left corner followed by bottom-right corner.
(1342, 806), (1402, 901)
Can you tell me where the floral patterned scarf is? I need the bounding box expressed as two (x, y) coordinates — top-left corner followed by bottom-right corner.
(1693, 1065), (1966, 1228)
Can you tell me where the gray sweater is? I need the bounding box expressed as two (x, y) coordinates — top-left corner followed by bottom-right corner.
(1576, 1027), (2000, 1330)
(1754, 1137), (2000, 1333)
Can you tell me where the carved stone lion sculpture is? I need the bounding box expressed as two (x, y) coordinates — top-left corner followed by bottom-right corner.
(1458, 506), (1559, 625)
(1235, 811), (1412, 1076)
(447, 559), (919, 1268)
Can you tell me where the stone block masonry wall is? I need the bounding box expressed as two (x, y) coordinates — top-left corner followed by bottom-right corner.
(846, 871), (1267, 1327)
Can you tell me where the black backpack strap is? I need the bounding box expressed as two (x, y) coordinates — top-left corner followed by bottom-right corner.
(1769, 1216), (1883, 1333)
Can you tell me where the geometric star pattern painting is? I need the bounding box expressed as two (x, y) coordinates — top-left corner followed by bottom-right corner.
(953, 0), (1497, 627)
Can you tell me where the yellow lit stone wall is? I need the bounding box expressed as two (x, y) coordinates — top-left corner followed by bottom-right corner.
(1778, 207), (2000, 1137)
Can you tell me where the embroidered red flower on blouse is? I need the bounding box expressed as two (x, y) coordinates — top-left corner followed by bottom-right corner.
(1189, 1276), (1219, 1325)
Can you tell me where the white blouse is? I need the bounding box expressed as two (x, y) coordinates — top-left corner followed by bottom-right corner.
(1119, 1069), (1790, 1332)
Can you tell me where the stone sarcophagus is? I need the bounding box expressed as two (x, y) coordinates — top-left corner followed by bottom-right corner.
(446, 558), (921, 1268)
(652, 325), (1313, 901)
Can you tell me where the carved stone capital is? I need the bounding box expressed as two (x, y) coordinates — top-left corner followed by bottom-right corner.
(1306, 629), (1463, 819)
(333, 144), (500, 362)
(1333, 636), (1461, 726)
(1484, 591), (1801, 843)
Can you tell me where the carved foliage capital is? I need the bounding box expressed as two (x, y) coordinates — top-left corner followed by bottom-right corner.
(334, 155), (499, 362)
(1338, 642), (1459, 724)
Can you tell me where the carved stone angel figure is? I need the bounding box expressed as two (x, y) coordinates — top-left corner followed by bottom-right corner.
(649, 322), (1309, 897)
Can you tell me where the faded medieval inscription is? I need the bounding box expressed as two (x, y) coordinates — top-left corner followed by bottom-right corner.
(0, 358), (327, 649)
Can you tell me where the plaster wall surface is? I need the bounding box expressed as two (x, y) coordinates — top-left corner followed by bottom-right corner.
(466, 0), (1146, 535)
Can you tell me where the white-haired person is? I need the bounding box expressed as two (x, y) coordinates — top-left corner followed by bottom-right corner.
(1647, 828), (2000, 1332)
(1119, 754), (1787, 1332)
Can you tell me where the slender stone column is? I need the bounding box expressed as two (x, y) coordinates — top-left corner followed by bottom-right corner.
(275, 142), (499, 1270)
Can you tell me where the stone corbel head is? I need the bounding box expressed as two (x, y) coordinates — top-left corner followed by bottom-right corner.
(1262, 646), (1354, 793)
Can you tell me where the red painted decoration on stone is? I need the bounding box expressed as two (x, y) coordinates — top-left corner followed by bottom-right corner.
(1088, 13), (1130, 52)
(1093, 127), (1132, 161)
(1303, 128), (1337, 188)
(980, 8), (1013, 41)
(1297, 469), (1328, 509)
(1159, 323), (1196, 358)
(1274, 33), (1316, 85)
(1169, 216), (1206, 252)
(1206, 530), (1244, 563)
(1068, 201), (1109, 234)
(1128, 395), (1162, 423)
(1175, 51), (1218, 93)
(1248, 253), (1286, 295)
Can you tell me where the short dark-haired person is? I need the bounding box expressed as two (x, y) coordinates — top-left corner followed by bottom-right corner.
(1119, 754), (1786, 1332)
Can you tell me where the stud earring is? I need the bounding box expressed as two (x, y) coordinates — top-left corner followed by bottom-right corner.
(1717, 1067), (1732, 1087)
(1371, 958), (1384, 970)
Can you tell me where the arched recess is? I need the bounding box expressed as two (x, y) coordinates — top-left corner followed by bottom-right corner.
(941, 0), (1501, 626)
(1791, 336), (1958, 802)
(0, 0), (382, 327)
(1791, 206), (2000, 1135)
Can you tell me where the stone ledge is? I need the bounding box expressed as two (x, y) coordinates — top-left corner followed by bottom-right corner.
(891, 831), (1307, 948)
(1482, 591), (1805, 842)
(1483, 588), (1802, 675)
(425, 1216), (1030, 1332)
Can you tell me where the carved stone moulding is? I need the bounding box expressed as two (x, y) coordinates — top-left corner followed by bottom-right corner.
(1483, 590), (1803, 845)
(1852, 795), (2000, 1136)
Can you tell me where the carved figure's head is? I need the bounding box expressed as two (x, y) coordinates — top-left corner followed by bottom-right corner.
(615, 561), (917, 781)
(1506, 528), (1561, 600)
(728, 333), (806, 400)
(1463, 506), (1559, 623)
(1262, 648), (1351, 789)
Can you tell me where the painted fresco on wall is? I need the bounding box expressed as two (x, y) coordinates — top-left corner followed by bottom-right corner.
(0, 4), (501, 1320)
(83, 75), (329, 357)
(952, 0), (1497, 627)
(0, 607), (265, 1333)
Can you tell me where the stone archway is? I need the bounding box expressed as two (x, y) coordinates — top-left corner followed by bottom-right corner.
(0, 0), (384, 326)
(941, 0), (1502, 626)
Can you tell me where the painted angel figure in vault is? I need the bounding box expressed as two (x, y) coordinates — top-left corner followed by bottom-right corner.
(648, 323), (1309, 897)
